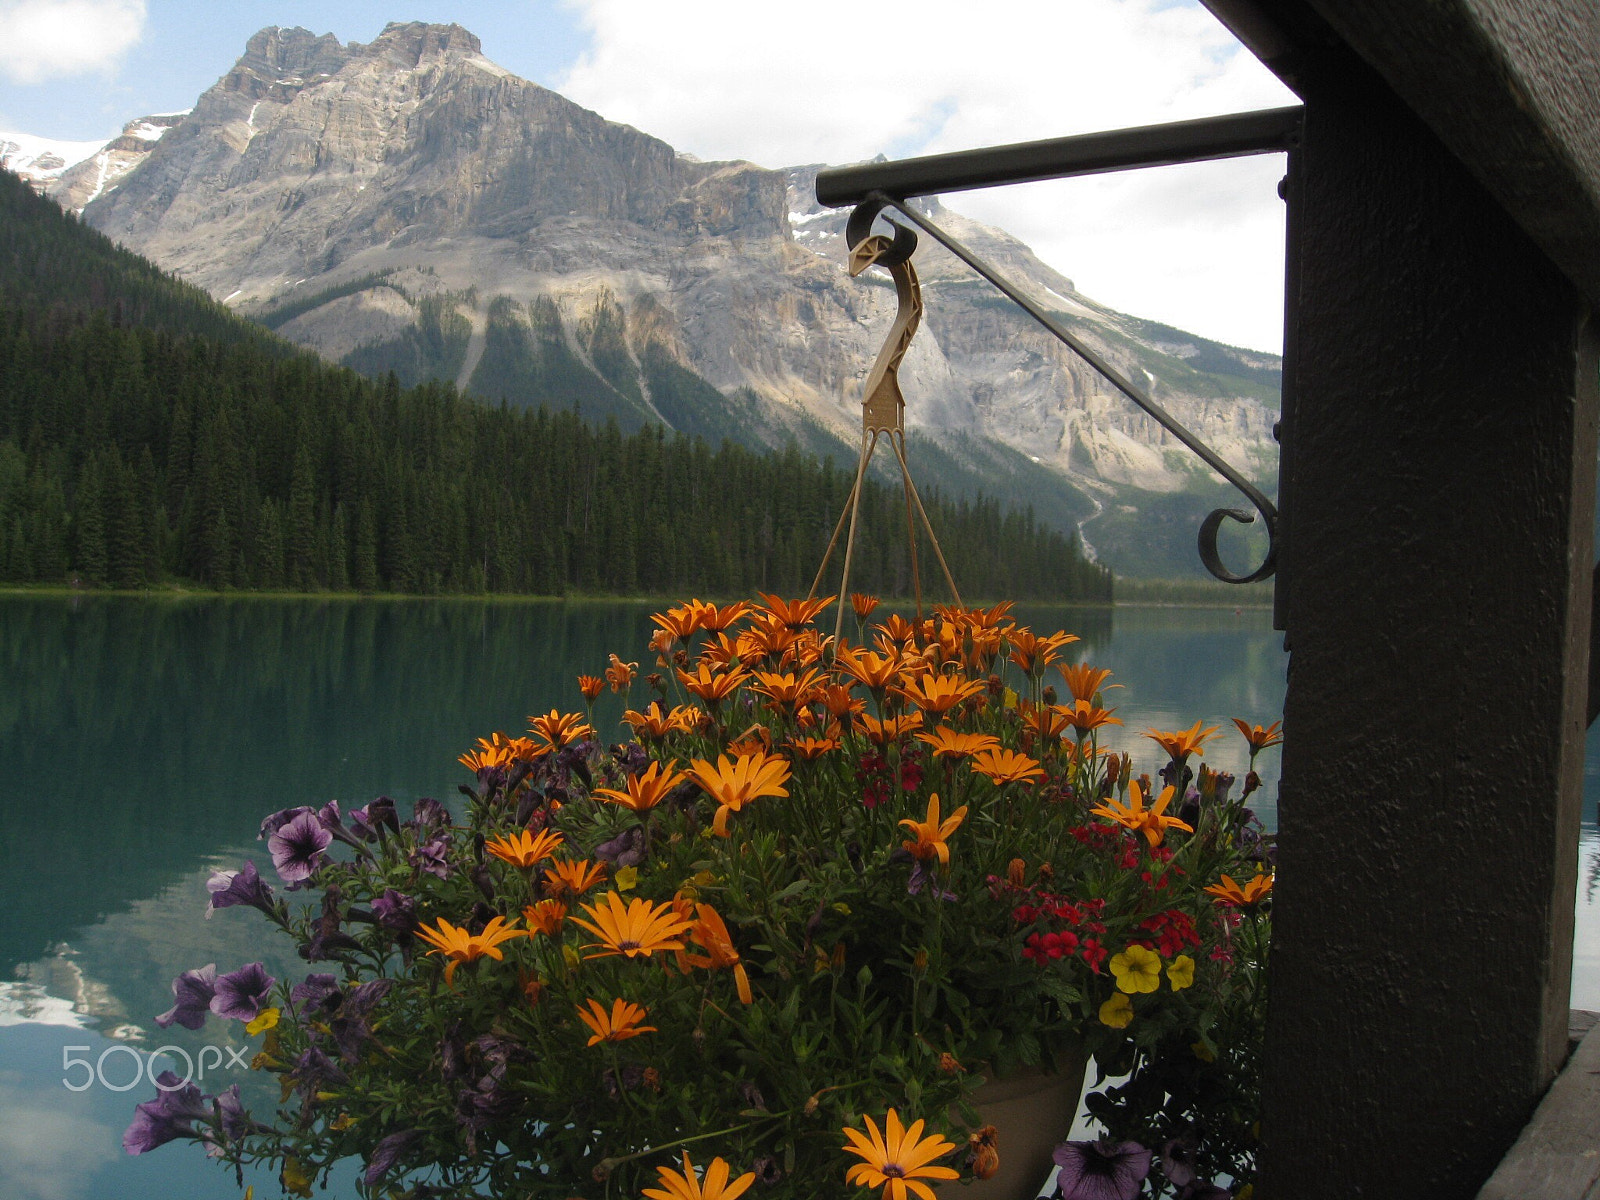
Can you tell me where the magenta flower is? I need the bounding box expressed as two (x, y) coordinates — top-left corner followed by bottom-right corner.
(209, 962), (275, 1021)
(154, 964), (217, 1030)
(269, 810), (332, 883)
(1053, 1139), (1152, 1200)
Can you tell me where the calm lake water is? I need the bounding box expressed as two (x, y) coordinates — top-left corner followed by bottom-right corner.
(1, 595), (1595, 1200)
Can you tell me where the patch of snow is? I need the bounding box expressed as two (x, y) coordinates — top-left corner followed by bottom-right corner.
(788, 209), (830, 225)
(223, 289), (243, 304)
(81, 152), (114, 207)
(128, 122), (169, 142)
(467, 54), (511, 78)
(1141, 368), (1156, 387)
(0, 130), (110, 178)
(245, 101), (262, 133)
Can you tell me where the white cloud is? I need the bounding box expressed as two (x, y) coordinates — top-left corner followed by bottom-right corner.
(0, 0), (146, 85)
(556, 0), (1296, 352)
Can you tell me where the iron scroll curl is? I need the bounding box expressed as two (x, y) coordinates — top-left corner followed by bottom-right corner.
(850, 189), (1278, 585)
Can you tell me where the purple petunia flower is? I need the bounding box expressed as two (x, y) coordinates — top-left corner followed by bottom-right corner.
(155, 964), (217, 1030)
(362, 1129), (422, 1185)
(210, 962), (276, 1021)
(1053, 1139), (1152, 1200)
(259, 806), (316, 841)
(408, 798), (449, 832)
(211, 1083), (252, 1146)
(206, 860), (276, 919)
(371, 888), (416, 932)
(595, 826), (645, 868)
(349, 797), (399, 841)
(330, 979), (393, 1062)
(269, 810), (333, 884)
(1161, 1136), (1199, 1188)
(123, 1072), (212, 1155)
(409, 833), (452, 879)
(291, 973), (341, 1010)
(907, 861), (957, 901)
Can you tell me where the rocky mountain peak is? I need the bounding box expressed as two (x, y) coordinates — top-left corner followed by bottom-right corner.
(367, 21), (483, 66)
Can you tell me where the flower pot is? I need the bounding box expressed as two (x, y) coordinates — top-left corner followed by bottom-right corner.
(935, 1044), (1089, 1200)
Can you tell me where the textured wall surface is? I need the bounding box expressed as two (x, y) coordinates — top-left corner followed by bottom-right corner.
(1260, 37), (1600, 1197)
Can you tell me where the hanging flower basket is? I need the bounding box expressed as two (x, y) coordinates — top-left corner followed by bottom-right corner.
(127, 594), (1275, 1199)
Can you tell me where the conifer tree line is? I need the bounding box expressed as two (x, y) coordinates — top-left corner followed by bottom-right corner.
(0, 169), (1111, 601)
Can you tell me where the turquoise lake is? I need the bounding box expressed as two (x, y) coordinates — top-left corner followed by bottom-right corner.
(1, 595), (1595, 1199)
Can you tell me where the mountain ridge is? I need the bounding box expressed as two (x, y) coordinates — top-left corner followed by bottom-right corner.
(17, 20), (1280, 578)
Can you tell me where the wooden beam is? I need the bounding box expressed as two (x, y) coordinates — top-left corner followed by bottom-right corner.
(1476, 1013), (1600, 1198)
(1203, 0), (1600, 320)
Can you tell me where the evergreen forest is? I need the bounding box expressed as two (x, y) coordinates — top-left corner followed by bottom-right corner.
(0, 169), (1111, 602)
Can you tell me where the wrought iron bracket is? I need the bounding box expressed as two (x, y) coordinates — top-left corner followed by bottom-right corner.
(815, 107), (1301, 585)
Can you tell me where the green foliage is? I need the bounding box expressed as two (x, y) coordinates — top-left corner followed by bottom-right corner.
(257, 271), (405, 331)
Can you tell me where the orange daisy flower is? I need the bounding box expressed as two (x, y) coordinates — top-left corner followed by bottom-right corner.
(1056, 663), (1116, 703)
(681, 903), (753, 1005)
(414, 916), (528, 987)
(1019, 702), (1073, 743)
(459, 732), (545, 773)
(835, 646), (904, 692)
(874, 613), (920, 649)
(678, 663), (749, 705)
(570, 892), (695, 960)
(858, 711), (924, 745)
(484, 827), (564, 868)
(750, 667), (824, 709)
(1144, 719), (1219, 763)
(895, 672), (985, 716)
(605, 654), (637, 692)
(1059, 699), (1123, 736)
(575, 997), (655, 1046)
(755, 592), (832, 629)
(644, 1153), (756, 1200)
(623, 702), (680, 741)
(1205, 872), (1274, 906)
(841, 1109), (959, 1200)
(591, 760), (688, 813)
(527, 709), (595, 750)
(1090, 780), (1194, 847)
(577, 674), (604, 702)
(969, 747), (1045, 785)
(899, 793), (968, 866)
(521, 899), (567, 937)
(913, 726), (1000, 762)
(686, 751), (792, 837)
(650, 605), (701, 645)
(850, 593), (881, 620)
(544, 858), (607, 898)
(691, 600), (751, 634)
(1007, 628), (1079, 674)
(1232, 718), (1284, 755)
(788, 735), (842, 760)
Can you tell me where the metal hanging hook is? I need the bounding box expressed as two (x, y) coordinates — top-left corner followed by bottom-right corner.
(857, 190), (1277, 584)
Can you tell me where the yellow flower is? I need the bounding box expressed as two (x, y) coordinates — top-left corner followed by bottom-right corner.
(575, 997), (655, 1046)
(969, 747), (1045, 785)
(245, 1006), (280, 1035)
(841, 1108), (959, 1200)
(1191, 1040), (1216, 1063)
(686, 751), (791, 837)
(484, 827), (563, 868)
(1204, 871), (1274, 906)
(591, 759), (688, 813)
(1089, 780), (1193, 847)
(414, 916), (528, 987)
(898, 793), (968, 866)
(570, 891), (695, 960)
(1099, 992), (1134, 1029)
(1110, 944), (1163, 994)
(1167, 954), (1196, 990)
(643, 1152), (756, 1200)
(615, 865), (640, 892)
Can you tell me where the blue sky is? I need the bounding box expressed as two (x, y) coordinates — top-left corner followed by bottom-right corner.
(0, 0), (1296, 352)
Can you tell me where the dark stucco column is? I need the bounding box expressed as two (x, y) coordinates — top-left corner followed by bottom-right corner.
(1260, 46), (1600, 1199)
